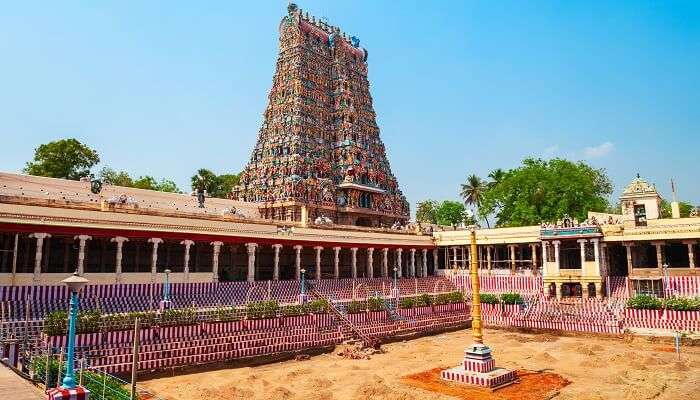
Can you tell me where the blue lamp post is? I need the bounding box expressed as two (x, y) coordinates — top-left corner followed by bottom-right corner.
(163, 269), (171, 302)
(393, 267), (398, 290)
(300, 268), (306, 296)
(61, 272), (89, 389)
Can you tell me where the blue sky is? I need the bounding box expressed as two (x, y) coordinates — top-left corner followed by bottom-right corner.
(1, 1), (698, 211)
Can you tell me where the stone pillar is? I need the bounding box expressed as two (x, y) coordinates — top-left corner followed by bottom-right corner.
(582, 282), (590, 298)
(350, 247), (358, 279)
(542, 242), (548, 266)
(211, 241), (223, 282)
(432, 248), (438, 275)
(74, 235), (92, 276)
(509, 245), (516, 274)
(591, 239), (600, 274)
(293, 245), (303, 280)
(332, 247), (341, 279)
(29, 233), (50, 283)
(684, 240), (696, 268)
(314, 246), (323, 279)
(409, 248), (416, 277)
(421, 249), (428, 277)
(577, 239), (587, 268)
(624, 242), (634, 275)
(180, 240), (194, 283)
(652, 241), (664, 269)
(245, 243), (257, 282)
(451, 247), (457, 268)
(382, 248), (389, 277)
(594, 282), (603, 299)
(272, 244), (283, 281)
(396, 248), (403, 278)
(111, 237), (129, 283)
(552, 241), (561, 270)
(600, 243), (608, 276)
(530, 243), (538, 273)
(367, 248), (375, 278)
(555, 283), (562, 300)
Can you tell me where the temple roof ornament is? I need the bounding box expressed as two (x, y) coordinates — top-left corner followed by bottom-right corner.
(621, 174), (659, 198)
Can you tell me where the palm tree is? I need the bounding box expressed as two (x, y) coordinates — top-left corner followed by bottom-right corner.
(487, 168), (505, 189)
(460, 174), (490, 228)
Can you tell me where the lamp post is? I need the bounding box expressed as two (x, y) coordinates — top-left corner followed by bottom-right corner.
(391, 267), (400, 300)
(163, 269), (171, 302)
(299, 268), (307, 304)
(662, 263), (669, 298)
(61, 272), (89, 389)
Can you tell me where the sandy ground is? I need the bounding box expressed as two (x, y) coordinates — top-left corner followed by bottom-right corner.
(141, 328), (700, 400)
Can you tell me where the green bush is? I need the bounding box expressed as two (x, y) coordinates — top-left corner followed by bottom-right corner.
(627, 294), (662, 310)
(500, 293), (524, 305)
(367, 297), (386, 312)
(161, 307), (198, 325)
(245, 301), (279, 319)
(447, 291), (465, 304)
(399, 297), (415, 309)
(346, 300), (365, 314)
(479, 293), (500, 304)
(214, 306), (240, 321)
(31, 356), (133, 399)
(43, 310), (104, 336)
(663, 297), (700, 311)
(434, 293), (450, 305)
(416, 293), (432, 307)
(307, 299), (329, 314)
(43, 311), (67, 336)
(280, 304), (307, 317)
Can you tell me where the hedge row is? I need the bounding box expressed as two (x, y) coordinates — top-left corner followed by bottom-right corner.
(627, 295), (700, 311)
(478, 292), (524, 305)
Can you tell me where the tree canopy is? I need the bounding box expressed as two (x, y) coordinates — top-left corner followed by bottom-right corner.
(98, 167), (180, 193)
(415, 200), (438, 224)
(660, 199), (694, 218)
(478, 158), (613, 227)
(191, 169), (240, 199)
(24, 138), (100, 180)
(436, 200), (468, 228)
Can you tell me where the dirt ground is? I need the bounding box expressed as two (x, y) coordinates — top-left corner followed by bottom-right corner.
(141, 328), (700, 400)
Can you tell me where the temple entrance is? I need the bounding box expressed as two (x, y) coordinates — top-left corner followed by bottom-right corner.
(561, 282), (582, 298)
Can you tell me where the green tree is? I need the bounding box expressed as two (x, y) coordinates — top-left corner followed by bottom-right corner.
(191, 169), (239, 198)
(156, 179), (180, 193)
(479, 158), (613, 227)
(24, 138), (100, 180)
(98, 167), (133, 187)
(487, 168), (505, 189)
(660, 199), (694, 218)
(132, 176), (158, 190)
(416, 200), (439, 224)
(460, 174), (489, 227)
(436, 200), (467, 228)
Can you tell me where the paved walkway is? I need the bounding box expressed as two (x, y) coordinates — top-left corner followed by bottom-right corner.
(0, 365), (44, 400)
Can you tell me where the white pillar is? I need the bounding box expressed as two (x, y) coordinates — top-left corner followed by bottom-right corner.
(272, 244), (282, 281)
(74, 235), (92, 276)
(421, 249), (428, 277)
(314, 246), (323, 279)
(530, 243), (538, 274)
(382, 248), (389, 277)
(409, 248), (416, 277)
(509, 245), (516, 274)
(332, 247), (341, 279)
(684, 240), (696, 269)
(624, 242), (634, 275)
(29, 233), (50, 283)
(367, 248), (375, 278)
(180, 240), (194, 283)
(111, 236), (129, 283)
(245, 243), (257, 282)
(652, 241), (664, 269)
(350, 247), (358, 278)
(577, 239), (587, 269)
(432, 248), (438, 276)
(542, 242), (548, 266)
(552, 240), (561, 270)
(591, 238), (600, 274)
(293, 245), (302, 280)
(211, 241), (223, 282)
(396, 248), (403, 278)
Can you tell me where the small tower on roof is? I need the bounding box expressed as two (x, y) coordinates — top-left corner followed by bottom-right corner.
(620, 174), (662, 225)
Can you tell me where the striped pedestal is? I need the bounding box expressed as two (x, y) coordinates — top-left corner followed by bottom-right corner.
(47, 386), (90, 400)
(442, 344), (516, 389)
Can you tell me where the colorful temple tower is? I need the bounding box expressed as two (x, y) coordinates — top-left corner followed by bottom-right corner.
(233, 3), (409, 227)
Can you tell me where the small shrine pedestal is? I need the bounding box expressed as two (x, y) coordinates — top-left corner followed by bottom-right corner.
(48, 386), (90, 400)
(441, 343), (516, 389)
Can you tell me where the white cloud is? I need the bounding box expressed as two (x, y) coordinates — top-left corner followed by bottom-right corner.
(583, 142), (615, 158)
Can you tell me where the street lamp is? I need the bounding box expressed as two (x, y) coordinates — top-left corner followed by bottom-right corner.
(61, 272), (89, 389)
(392, 267), (398, 290)
(299, 268), (307, 305)
(662, 263), (670, 297)
(163, 269), (171, 302)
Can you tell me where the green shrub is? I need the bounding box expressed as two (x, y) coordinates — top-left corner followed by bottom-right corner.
(43, 311), (67, 336)
(161, 307), (198, 325)
(500, 293), (523, 305)
(416, 293), (432, 307)
(447, 291), (465, 304)
(346, 300), (365, 314)
(245, 301), (279, 319)
(31, 356), (133, 399)
(627, 294), (662, 310)
(479, 293), (500, 304)
(307, 299), (329, 314)
(663, 297), (700, 311)
(434, 293), (449, 305)
(214, 306), (240, 321)
(280, 304), (306, 317)
(43, 309), (103, 336)
(399, 297), (415, 309)
(367, 297), (385, 312)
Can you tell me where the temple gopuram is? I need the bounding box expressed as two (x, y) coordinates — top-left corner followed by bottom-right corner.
(232, 3), (409, 227)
